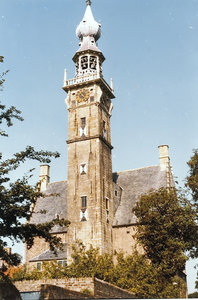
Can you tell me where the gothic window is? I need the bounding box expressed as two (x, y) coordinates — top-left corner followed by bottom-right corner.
(81, 56), (88, 70)
(103, 120), (107, 139)
(80, 196), (87, 221)
(80, 117), (86, 136)
(90, 56), (97, 70)
(80, 163), (86, 174)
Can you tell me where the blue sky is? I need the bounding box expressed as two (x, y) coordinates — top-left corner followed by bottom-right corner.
(1, 0), (198, 293)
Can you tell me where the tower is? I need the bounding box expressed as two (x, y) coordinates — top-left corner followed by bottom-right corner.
(63, 1), (115, 260)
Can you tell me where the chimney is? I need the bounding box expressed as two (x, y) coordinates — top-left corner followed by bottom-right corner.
(158, 145), (170, 171)
(39, 165), (50, 191)
(158, 145), (172, 187)
(6, 247), (11, 255)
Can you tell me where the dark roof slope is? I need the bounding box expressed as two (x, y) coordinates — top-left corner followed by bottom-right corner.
(112, 166), (167, 226)
(30, 181), (67, 233)
(29, 244), (67, 262)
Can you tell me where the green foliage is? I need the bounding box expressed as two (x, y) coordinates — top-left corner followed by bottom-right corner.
(81, 288), (93, 295)
(189, 291), (198, 298)
(185, 149), (198, 290)
(0, 58), (23, 137)
(133, 187), (197, 279)
(11, 243), (186, 298)
(68, 242), (114, 280)
(0, 58), (70, 274)
(186, 149), (198, 204)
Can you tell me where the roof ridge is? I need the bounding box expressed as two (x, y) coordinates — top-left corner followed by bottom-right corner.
(48, 180), (67, 185)
(113, 165), (160, 174)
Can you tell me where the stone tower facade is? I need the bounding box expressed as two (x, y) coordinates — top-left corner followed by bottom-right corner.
(62, 2), (115, 261)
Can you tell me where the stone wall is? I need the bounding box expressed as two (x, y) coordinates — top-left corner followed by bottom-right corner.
(15, 278), (94, 294)
(113, 225), (144, 256)
(15, 277), (136, 299)
(94, 278), (135, 299)
(39, 284), (93, 299)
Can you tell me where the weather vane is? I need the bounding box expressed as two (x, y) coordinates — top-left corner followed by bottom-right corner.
(86, 0), (91, 6)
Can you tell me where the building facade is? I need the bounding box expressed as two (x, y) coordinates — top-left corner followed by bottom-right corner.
(24, 1), (173, 269)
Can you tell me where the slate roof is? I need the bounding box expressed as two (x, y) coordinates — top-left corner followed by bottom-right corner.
(29, 166), (170, 261)
(31, 181), (67, 233)
(29, 244), (67, 262)
(31, 167), (169, 229)
(112, 166), (168, 226)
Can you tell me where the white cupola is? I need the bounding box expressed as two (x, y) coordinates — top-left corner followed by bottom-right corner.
(72, 0), (105, 78)
(76, 1), (101, 44)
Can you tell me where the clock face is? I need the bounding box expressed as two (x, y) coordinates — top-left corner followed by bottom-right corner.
(76, 89), (90, 103)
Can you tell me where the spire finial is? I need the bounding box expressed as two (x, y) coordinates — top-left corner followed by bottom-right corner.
(86, 0), (91, 6)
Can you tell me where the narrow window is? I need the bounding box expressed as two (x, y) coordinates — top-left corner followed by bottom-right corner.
(80, 196), (87, 221)
(103, 120), (107, 139)
(36, 262), (42, 271)
(81, 56), (88, 70)
(90, 96), (94, 102)
(106, 198), (109, 210)
(106, 198), (109, 223)
(72, 100), (76, 107)
(81, 117), (86, 126)
(81, 196), (87, 208)
(90, 56), (97, 70)
(80, 117), (86, 136)
(115, 190), (118, 196)
(80, 163), (86, 174)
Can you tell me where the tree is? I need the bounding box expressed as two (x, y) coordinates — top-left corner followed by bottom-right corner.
(186, 149), (198, 205)
(188, 291), (198, 298)
(132, 187), (197, 297)
(10, 243), (185, 298)
(0, 57), (70, 274)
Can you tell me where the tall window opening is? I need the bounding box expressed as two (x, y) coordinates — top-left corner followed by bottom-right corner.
(80, 117), (86, 136)
(81, 56), (88, 70)
(90, 56), (97, 70)
(80, 196), (87, 221)
(81, 196), (87, 208)
(36, 262), (42, 271)
(106, 198), (109, 223)
(103, 120), (107, 139)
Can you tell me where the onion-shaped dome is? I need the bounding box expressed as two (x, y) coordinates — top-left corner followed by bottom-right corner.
(76, 4), (101, 42)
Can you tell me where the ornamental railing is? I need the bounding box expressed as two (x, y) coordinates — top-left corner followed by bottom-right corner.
(63, 73), (100, 87)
